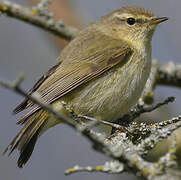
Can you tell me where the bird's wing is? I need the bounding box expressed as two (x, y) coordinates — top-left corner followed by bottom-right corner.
(15, 39), (132, 124)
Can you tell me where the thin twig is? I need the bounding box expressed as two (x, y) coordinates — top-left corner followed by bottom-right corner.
(117, 96), (175, 126)
(140, 60), (158, 104)
(65, 161), (124, 175)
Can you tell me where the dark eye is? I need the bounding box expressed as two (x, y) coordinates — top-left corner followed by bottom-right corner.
(127, 18), (136, 25)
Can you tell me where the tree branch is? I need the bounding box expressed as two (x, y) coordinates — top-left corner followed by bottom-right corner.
(0, 0), (78, 40)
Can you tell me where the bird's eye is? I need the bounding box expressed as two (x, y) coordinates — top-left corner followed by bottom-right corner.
(126, 18), (136, 25)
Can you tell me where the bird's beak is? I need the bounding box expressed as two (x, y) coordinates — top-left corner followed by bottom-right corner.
(149, 17), (168, 25)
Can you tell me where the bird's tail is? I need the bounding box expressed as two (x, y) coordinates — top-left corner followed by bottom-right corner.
(3, 110), (48, 168)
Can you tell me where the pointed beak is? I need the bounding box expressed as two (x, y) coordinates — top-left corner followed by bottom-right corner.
(149, 17), (168, 25)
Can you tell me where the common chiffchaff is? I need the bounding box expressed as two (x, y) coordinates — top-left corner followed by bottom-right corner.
(4, 6), (168, 167)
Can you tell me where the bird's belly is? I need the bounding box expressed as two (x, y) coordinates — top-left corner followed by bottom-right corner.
(62, 59), (150, 122)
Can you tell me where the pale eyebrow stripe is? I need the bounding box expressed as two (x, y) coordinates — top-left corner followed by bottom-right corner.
(114, 13), (132, 19)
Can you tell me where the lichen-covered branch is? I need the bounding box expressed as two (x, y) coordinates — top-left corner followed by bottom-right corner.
(0, 0), (78, 40)
(136, 117), (181, 154)
(34, 0), (53, 18)
(65, 119), (181, 178)
(104, 120), (181, 180)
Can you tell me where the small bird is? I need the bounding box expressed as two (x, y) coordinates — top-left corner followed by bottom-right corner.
(4, 6), (168, 168)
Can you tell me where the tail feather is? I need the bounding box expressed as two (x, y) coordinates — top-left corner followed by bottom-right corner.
(3, 111), (43, 155)
(17, 128), (40, 168)
(4, 110), (48, 168)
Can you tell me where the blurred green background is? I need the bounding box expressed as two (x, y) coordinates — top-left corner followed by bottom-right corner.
(0, 0), (181, 180)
